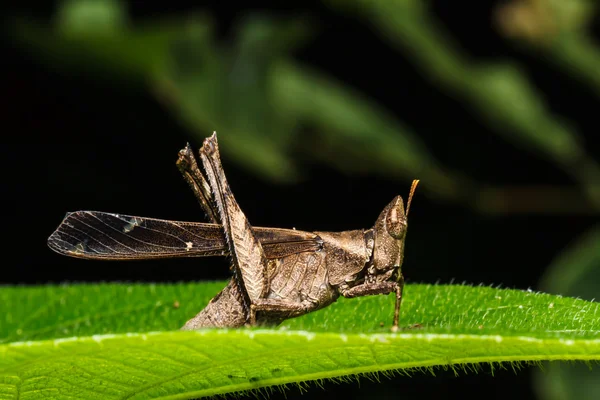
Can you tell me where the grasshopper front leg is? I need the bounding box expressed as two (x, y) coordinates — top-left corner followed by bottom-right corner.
(199, 133), (270, 325)
(340, 273), (404, 331)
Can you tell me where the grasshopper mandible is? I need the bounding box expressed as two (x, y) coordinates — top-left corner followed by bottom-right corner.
(48, 133), (419, 330)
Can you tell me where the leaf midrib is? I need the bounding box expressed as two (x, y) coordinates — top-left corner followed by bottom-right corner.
(3, 331), (599, 376)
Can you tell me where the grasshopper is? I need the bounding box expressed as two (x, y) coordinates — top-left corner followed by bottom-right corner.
(48, 133), (419, 330)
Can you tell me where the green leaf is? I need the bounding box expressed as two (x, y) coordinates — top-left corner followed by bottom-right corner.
(1, 283), (599, 399)
(55, 0), (127, 35)
(10, 9), (212, 84)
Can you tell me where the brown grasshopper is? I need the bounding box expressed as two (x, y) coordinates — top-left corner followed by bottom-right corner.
(48, 133), (419, 330)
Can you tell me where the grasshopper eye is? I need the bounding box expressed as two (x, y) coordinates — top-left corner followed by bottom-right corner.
(385, 197), (406, 240)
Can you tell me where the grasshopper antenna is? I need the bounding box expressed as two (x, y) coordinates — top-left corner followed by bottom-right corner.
(406, 179), (419, 217)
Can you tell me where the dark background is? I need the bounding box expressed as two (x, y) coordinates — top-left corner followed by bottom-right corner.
(2, 1), (599, 399)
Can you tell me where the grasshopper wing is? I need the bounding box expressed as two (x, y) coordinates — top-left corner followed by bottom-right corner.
(48, 211), (322, 260)
(47, 211), (227, 259)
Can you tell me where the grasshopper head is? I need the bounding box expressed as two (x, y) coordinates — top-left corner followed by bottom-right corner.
(367, 180), (418, 283)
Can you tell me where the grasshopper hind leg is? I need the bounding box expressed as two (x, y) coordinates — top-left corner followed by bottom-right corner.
(181, 277), (247, 329)
(199, 133), (271, 325)
(176, 139), (251, 328)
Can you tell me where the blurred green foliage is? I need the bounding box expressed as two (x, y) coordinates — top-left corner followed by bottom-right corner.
(15, 0), (600, 208)
(534, 225), (600, 400)
(8, 1), (600, 398)
(330, 0), (600, 206)
(12, 0), (600, 209)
